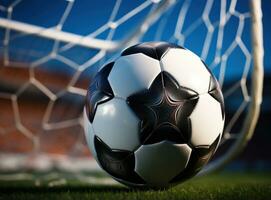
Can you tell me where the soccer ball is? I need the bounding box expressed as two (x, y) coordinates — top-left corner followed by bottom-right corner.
(84, 42), (225, 188)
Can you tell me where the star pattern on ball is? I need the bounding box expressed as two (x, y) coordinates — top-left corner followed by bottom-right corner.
(128, 72), (199, 145)
(149, 89), (181, 127)
(85, 62), (114, 122)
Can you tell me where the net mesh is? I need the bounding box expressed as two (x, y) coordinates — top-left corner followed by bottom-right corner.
(0, 0), (257, 184)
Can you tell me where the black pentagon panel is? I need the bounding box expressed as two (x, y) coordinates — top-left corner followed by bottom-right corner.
(85, 62), (114, 122)
(94, 136), (145, 184)
(170, 135), (220, 184)
(208, 75), (225, 120)
(121, 42), (184, 60)
(127, 72), (198, 145)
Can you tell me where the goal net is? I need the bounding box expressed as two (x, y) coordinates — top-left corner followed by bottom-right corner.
(0, 0), (263, 184)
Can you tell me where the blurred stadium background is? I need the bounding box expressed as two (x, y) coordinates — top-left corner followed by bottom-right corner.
(0, 0), (269, 184)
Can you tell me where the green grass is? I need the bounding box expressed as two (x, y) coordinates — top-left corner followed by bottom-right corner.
(0, 172), (270, 200)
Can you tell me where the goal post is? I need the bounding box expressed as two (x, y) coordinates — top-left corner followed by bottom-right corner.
(201, 0), (264, 174)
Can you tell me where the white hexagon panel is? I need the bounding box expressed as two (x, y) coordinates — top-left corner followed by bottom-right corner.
(92, 98), (140, 151)
(134, 141), (192, 187)
(161, 48), (210, 94)
(108, 54), (161, 99)
(190, 93), (224, 146)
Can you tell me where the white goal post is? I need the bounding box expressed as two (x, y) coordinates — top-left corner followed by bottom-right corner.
(202, 0), (264, 174)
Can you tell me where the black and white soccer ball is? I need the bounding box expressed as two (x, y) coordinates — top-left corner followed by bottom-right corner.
(84, 42), (225, 188)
